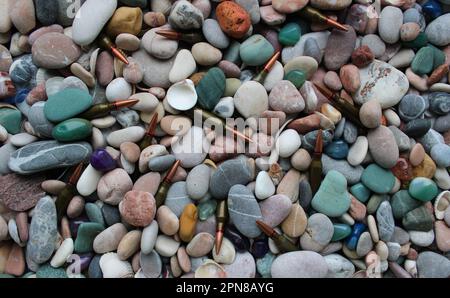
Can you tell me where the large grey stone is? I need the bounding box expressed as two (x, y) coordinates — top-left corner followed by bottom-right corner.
(228, 184), (262, 238)
(210, 158), (254, 199)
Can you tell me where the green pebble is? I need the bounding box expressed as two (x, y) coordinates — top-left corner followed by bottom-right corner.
(311, 170), (351, 217)
(240, 34), (275, 66)
(278, 23), (301, 46)
(74, 222), (105, 254)
(85, 203), (106, 226)
(224, 78), (242, 97)
(196, 67), (226, 111)
(331, 223), (352, 241)
(429, 45), (446, 70)
(198, 199), (217, 221)
(408, 177), (438, 202)
(411, 46), (434, 75)
(350, 183), (371, 203)
(44, 88), (93, 123)
(391, 190), (422, 219)
(52, 118), (93, 142)
(367, 194), (389, 214)
(36, 264), (68, 278)
(0, 108), (22, 134)
(256, 252), (276, 278)
(402, 32), (428, 49)
(223, 41), (242, 65)
(361, 164), (395, 194)
(0, 274), (15, 278)
(284, 70), (306, 89)
(402, 205), (433, 231)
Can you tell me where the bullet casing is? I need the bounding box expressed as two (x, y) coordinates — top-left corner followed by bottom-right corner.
(55, 185), (76, 221)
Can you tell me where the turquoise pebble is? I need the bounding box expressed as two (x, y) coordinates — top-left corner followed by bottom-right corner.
(324, 140), (349, 160)
(311, 170), (351, 217)
(278, 23), (301, 46)
(408, 177), (438, 202)
(44, 88), (93, 123)
(52, 118), (93, 142)
(239, 34), (275, 66)
(411, 46), (434, 75)
(350, 183), (371, 203)
(85, 203), (106, 226)
(361, 164), (395, 194)
(284, 70), (306, 89)
(0, 108), (22, 134)
(74, 222), (105, 254)
(196, 67), (226, 111)
(198, 199), (217, 221)
(256, 252), (276, 278)
(36, 264), (68, 278)
(391, 190), (422, 219)
(331, 224), (352, 242)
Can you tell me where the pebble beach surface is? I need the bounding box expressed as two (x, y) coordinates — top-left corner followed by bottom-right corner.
(0, 0), (450, 279)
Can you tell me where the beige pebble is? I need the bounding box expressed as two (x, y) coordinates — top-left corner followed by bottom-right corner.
(116, 33), (141, 52)
(290, 149), (312, 171)
(120, 142), (141, 163)
(66, 196), (85, 219)
(320, 103), (341, 124)
(383, 109), (401, 127)
(191, 42), (222, 66)
(375, 241), (389, 261)
(41, 180), (66, 195)
(91, 116), (116, 129)
(177, 247), (191, 273)
(367, 215), (379, 243)
(117, 230), (142, 261)
(277, 169), (301, 202)
(186, 232), (215, 258)
(93, 223), (128, 254)
(406, 68), (428, 92)
(171, 255), (183, 277)
(70, 63), (96, 88)
(281, 203), (307, 238)
(212, 237), (236, 265)
(430, 83), (450, 93)
(156, 206), (180, 236)
(131, 251), (140, 273)
(360, 100), (382, 129)
(61, 217), (72, 240)
(409, 143), (425, 167)
(160, 115), (192, 136)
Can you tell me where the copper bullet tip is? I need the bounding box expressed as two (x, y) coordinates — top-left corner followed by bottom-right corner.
(215, 231), (224, 255)
(256, 220), (276, 237)
(314, 129), (324, 155)
(327, 19), (349, 32)
(263, 51), (281, 73)
(68, 163), (84, 185)
(313, 82), (334, 101)
(111, 47), (129, 65)
(225, 126), (254, 143)
(156, 29), (181, 40)
(113, 99), (140, 110)
(164, 160), (181, 183)
(146, 113), (159, 137)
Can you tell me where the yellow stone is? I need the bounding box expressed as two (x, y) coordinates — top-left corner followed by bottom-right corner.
(412, 153), (436, 179)
(179, 204), (198, 243)
(106, 7), (143, 38)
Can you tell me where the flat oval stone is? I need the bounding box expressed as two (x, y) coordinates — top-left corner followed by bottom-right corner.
(269, 80), (305, 114)
(376, 201), (395, 242)
(271, 251), (328, 278)
(203, 19), (230, 49)
(403, 205), (433, 232)
(324, 26), (357, 71)
(240, 34), (275, 66)
(8, 141), (92, 175)
(44, 89), (92, 123)
(430, 144), (450, 168)
(26, 196), (57, 264)
(186, 164), (211, 200)
(378, 6), (403, 44)
(234, 81), (269, 118)
(367, 126), (399, 169)
(417, 251), (450, 278)
(391, 190), (422, 219)
(52, 118), (93, 142)
(140, 250), (162, 278)
(196, 67), (226, 111)
(324, 254), (355, 278)
(0, 108), (21, 134)
(361, 164), (395, 194)
(259, 194), (291, 228)
(228, 184), (262, 239)
(32, 33), (81, 69)
(165, 182), (194, 217)
(0, 174), (46, 212)
(425, 14), (450, 46)
(210, 158), (254, 200)
(300, 213), (333, 251)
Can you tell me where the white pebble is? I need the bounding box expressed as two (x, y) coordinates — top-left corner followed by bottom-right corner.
(277, 129), (301, 158)
(51, 238), (74, 268)
(77, 164), (103, 197)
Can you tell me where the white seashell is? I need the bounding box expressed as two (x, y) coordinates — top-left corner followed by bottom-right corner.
(45, 77), (65, 97)
(99, 252), (134, 278)
(35, 68), (54, 86)
(167, 79), (198, 111)
(50, 238), (74, 268)
(194, 260), (227, 278)
(90, 48), (100, 76)
(434, 191), (450, 220)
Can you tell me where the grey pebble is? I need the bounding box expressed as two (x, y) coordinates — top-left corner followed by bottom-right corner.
(148, 155), (176, 172)
(376, 201), (395, 242)
(322, 154), (364, 185)
(165, 182), (194, 217)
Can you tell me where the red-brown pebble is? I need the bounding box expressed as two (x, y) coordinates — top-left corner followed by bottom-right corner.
(351, 45), (375, 68)
(15, 212), (28, 243)
(340, 64), (361, 94)
(119, 191), (156, 227)
(427, 64), (449, 86)
(216, 1), (251, 39)
(4, 244), (25, 276)
(143, 12), (166, 28)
